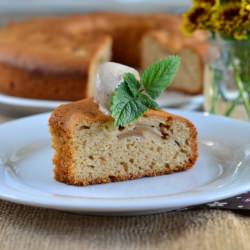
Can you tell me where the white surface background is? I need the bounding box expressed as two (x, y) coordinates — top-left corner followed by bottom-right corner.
(0, 0), (191, 11)
(0, 0), (191, 25)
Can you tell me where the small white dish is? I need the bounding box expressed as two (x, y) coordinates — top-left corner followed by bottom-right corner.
(0, 92), (203, 116)
(0, 110), (249, 215)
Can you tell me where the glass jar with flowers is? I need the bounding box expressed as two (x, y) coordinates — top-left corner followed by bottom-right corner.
(183, 0), (250, 121)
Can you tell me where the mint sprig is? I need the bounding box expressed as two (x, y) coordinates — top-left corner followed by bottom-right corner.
(111, 56), (180, 127)
(110, 83), (145, 127)
(141, 55), (180, 99)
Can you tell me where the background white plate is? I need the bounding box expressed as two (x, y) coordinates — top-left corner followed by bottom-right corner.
(0, 110), (250, 215)
(0, 92), (203, 116)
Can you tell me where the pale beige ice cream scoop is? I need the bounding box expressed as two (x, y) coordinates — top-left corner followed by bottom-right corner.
(94, 62), (139, 115)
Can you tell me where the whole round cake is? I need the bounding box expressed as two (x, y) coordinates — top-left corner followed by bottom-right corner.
(0, 13), (207, 101)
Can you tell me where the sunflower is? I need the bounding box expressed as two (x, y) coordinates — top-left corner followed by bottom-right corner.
(183, 0), (250, 40)
(241, 0), (250, 13)
(241, 1), (250, 36)
(213, 2), (250, 39)
(182, 5), (214, 33)
(193, 0), (217, 7)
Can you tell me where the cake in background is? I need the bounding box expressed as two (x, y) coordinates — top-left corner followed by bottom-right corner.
(0, 13), (208, 101)
(141, 30), (209, 94)
(0, 32), (111, 101)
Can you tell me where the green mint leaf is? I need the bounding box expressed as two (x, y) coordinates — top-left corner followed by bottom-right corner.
(141, 55), (180, 99)
(138, 93), (159, 109)
(110, 55), (180, 127)
(123, 72), (139, 96)
(111, 81), (147, 127)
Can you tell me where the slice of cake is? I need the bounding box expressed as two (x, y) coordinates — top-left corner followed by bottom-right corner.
(49, 58), (198, 186)
(49, 98), (198, 186)
(141, 30), (208, 94)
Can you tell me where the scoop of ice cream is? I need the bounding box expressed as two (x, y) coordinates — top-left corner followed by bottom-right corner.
(94, 62), (140, 115)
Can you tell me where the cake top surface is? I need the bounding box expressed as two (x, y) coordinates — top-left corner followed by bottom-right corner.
(0, 13), (187, 73)
(50, 98), (111, 129)
(49, 97), (176, 131)
(146, 29), (209, 59)
(0, 28), (111, 73)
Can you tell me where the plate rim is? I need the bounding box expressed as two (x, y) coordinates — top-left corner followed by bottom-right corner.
(0, 93), (67, 109)
(0, 92), (203, 110)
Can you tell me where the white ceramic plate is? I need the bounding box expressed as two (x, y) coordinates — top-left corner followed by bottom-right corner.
(0, 110), (250, 215)
(0, 92), (203, 116)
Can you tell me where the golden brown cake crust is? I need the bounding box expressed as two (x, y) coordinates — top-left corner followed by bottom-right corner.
(0, 32), (108, 73)
(143, 30), (209, 57)
(49, 98), (198, 186)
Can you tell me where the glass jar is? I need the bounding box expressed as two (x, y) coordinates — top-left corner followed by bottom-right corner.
(204, 36), (250, 121)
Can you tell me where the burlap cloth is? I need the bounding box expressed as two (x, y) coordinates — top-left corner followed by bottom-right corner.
(0, 115), (250, 250)
(0, 200), (250, 250)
